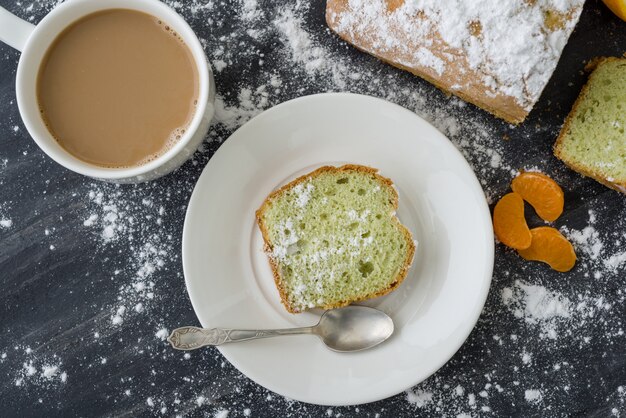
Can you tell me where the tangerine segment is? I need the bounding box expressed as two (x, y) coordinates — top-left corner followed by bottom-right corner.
(602, 0), (626, 22)
(493, 192), (532, 250)
(511, 171), (564, 222)
(517, 227), (576, 272)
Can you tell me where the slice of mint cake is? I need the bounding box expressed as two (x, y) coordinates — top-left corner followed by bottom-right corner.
(554, 57), (626, 193)
(256, 165), (416, 313)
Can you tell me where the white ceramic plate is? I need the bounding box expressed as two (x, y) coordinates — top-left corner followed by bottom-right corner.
(183, 93), (494, 406)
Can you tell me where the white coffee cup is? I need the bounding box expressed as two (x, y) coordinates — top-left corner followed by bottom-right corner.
(0, 0), (215, 183)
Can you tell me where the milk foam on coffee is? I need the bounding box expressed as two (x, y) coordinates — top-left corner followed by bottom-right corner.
(37, 9), (199, 168)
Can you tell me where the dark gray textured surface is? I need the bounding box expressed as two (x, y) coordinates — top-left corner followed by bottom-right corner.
(1, 0), (625, 417)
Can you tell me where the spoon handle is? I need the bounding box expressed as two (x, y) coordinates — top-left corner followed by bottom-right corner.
(167, 326), (315, 350)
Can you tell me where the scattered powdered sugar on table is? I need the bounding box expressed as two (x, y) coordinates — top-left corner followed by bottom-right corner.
(214, 409), (230, 418)
(563, 210), (603, 261)
(11, 347), (67, 388)
(502, 280), (571, 339)
(2, 0), (626, 416)
(241, 0), (261, 22)
(502, 281), (571, 322)
(606, 250), (626, 272)
(525, 389), (543, 404)
(0, 203), (12, 229)
(155, 328), (170, 341)
(406, 389), (434, 407)
(274, 9), (352, 89)
(81, 186), (174, 329)
(562, 208), (626, 277)
(213, 87), (270, 131)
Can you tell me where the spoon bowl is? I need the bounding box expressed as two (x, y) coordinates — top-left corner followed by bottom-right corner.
(314, 306), (394, 352)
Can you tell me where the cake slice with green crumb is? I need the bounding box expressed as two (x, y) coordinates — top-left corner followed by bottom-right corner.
(554, 57), (626, 193)
(256, 165), (416, 313)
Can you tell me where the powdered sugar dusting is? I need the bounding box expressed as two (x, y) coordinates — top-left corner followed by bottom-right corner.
(214, 87), (269, 131)
(274, 9), (351, 88)
(406, 389), (434, 407)
(12, 348), (67, 389)
(525, 389), (543, 404)
(502, 281), (571, 322)
(561, 209), (626, 278)
(502, 281), (571, 339)
(155, 328), (169, 341)
(329, 0), (585, 111)
(563, 221), (603, 261)
(294, 183), (314, 208)
(214, 409), (230, 418)
(0, 203), (12, 229)
(606, 250), (626, 272)
(1, 0), (625, 416)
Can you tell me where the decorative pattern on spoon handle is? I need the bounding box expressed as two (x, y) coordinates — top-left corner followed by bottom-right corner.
(167, 327), (284, 350)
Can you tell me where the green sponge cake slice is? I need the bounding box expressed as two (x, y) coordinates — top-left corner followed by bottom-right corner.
(554, 57), (626, 193)
(256, 165), (416, 313)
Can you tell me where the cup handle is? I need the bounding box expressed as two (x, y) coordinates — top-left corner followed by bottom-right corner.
(0, 6), (36, 52)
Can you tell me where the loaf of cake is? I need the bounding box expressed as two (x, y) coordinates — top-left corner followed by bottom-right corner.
(256, 165), (415, 313)
(326, 0), (585, 124)
(554, 57), (626, 193)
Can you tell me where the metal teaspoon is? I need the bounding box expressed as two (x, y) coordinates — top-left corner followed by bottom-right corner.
(167, 305), (394, 353)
